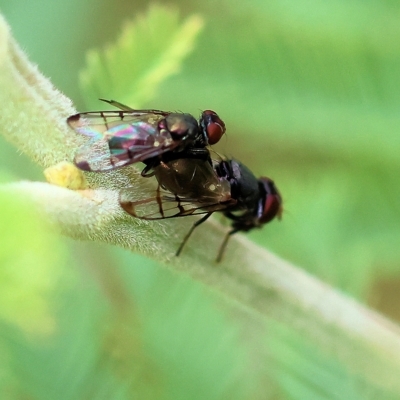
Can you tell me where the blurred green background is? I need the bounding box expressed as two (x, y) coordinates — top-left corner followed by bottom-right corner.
(1, 0), (400, 398)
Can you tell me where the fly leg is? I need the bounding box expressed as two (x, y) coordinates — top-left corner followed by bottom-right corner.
(141, 157), (159, 177)
(176, 213), (213, 257)
(141, 164), (156, 177)
(216, 228), (239, 263)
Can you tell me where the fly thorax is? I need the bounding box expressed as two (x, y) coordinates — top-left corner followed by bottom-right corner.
(165, 114), (199, 141)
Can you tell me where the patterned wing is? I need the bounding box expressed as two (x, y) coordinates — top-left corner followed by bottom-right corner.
(119, 185), (235, 220)
(68, 111), (181, 172)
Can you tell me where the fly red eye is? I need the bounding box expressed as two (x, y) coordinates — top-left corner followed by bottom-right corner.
(201, 110), (226, 145)
(258, 177), (283, 224)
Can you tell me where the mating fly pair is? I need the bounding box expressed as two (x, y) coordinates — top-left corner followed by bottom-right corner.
(68, 99), (282, 261)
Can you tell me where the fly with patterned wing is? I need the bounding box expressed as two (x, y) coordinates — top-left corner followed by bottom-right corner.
(67, 100), (282, 262)
(119, 156), (283, 262)
(68, 99), (225, 173)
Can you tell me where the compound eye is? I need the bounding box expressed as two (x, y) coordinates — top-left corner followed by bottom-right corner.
(201, 110), (226, 145)
(258, 177), (283, 224)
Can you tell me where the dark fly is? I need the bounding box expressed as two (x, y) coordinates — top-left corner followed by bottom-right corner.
(68, 100), (281, 261)
(120, 156), (282, 262)
(68, 99), (225, 173)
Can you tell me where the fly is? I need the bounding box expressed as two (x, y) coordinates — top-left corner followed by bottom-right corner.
(67, 99), (225, 173)
(120, 156), (282, 262)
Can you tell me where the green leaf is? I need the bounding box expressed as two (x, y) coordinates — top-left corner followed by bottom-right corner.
(80, 4), (204, 109)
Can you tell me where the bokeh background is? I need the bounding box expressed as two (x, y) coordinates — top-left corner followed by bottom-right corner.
(1, 0), (400, 398)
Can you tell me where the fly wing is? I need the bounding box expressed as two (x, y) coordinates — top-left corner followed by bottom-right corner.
(67, 110), (168, 137)
(68, 111), (181, 172)
(121, 157), (235, 219)
(98, 99), (172, 115)
(119, 186), (235, 220)
(153, 158), (231, 200)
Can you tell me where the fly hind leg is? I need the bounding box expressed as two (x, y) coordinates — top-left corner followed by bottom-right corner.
(175, 213), (213, 257)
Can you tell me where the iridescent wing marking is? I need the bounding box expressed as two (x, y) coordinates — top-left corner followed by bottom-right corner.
(68, 110), (182, 172)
